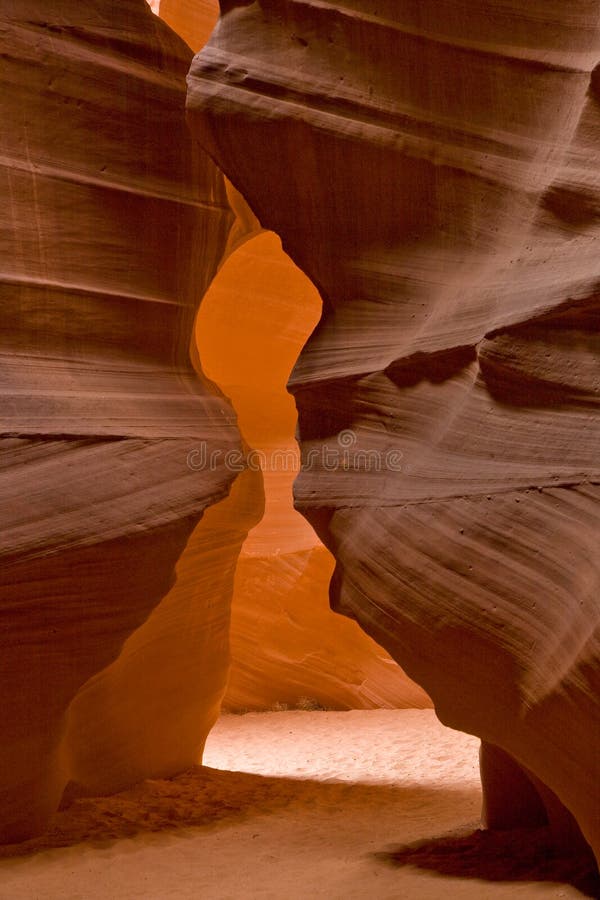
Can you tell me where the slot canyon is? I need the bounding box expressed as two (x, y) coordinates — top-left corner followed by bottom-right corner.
(0, 1), (598, 898)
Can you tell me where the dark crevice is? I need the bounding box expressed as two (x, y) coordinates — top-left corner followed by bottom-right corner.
(385, 345), (477, 388)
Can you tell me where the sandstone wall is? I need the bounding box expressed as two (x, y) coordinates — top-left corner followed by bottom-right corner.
(154, 0), (428, 711)
(187, 0), (600, 860)
(0, 0), (251, 840)
(198, 231), (430, 710)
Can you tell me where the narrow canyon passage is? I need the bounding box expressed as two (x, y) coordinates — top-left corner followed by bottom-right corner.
(0, 2), (598, 896)
(196, 229), (429, 711)
(186, 0), (600, 867)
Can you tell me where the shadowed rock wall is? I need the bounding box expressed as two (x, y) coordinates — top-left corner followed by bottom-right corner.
(153, 0), (429, 711)
(0, 0), (253, 840)
(187, 0), (600, 861)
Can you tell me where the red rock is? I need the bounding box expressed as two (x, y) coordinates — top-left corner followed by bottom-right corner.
(187, 0), (600, 862)
(197, 231), (430, 711)
(0, 0), (251, 840)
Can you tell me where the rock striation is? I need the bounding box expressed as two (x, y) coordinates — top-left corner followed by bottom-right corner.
(0, 0), (253, 840)
(187, 0), (600, 861)
(151, 0), (429, 712)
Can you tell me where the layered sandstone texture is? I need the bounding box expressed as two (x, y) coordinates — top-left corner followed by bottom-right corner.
(198, 231), (430, 710)
(151, 0), (429, 711)
(188, 0), (600, 862)
(0, 0), (254, 841)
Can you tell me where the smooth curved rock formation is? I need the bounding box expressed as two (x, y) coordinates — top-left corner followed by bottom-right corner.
(151, 0), (428, 712)
(198, 231), (430, 710)
(0, 0), (253, 840)
(188, 0), (600, 861)
(64, 467), (262, 796)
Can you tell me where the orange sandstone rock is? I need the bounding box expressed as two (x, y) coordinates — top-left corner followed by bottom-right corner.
(152, 0), (428, 712)
(0, 0), (252, 839)
(187, 0), (600, 861)
(198, 232), (430, 710)
(64, 468), (262, 796)
(152, 0), (218, 53)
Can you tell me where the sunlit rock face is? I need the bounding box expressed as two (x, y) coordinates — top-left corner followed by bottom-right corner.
(151, 0), (218, 52)
(152, 0), (429, 711)
(0, 0), (254, 840)
(187, 0), (600, 861)
(198, 232), (430, 710)
(64, 468), (262, 796)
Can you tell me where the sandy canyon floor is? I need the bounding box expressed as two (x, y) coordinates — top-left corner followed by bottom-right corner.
(0, 710), (597, 899)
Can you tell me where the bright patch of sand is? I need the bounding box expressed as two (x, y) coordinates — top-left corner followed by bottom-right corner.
(0, 710), (596, 899)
